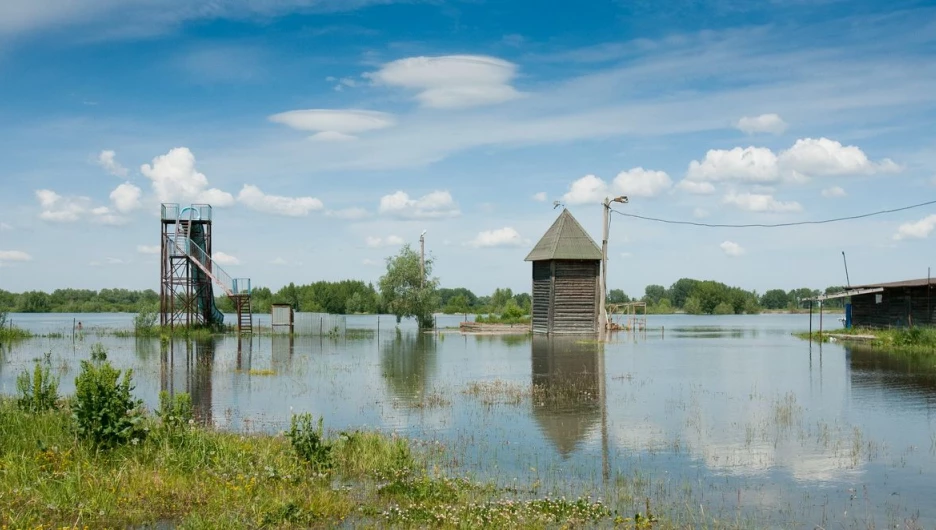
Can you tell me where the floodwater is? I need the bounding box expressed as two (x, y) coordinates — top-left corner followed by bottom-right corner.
(2, 313), (935, 528)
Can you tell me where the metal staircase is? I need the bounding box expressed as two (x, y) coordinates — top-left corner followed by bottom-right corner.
(168, 207), (252, 335)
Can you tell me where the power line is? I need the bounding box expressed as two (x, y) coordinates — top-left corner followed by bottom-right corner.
(610, 199), (936, 228)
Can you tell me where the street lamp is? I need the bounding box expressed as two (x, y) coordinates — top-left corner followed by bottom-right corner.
(599, 196), (628, 334)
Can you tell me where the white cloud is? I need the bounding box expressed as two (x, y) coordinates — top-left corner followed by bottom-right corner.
(612, 168), (672, 197)
(110, 182), (142, 213)
(722, 192), (802, 213)
(468, 227), (526, 248)
(36, 189), (90, 222)
(269, 257), (301, 266)
(365, 55), (522, 109)
(0, 222), (11, 231)
(378, 190), (460, 219)
(561, 174), (609, 205)
(140, 147), (235, 206)
(326, 207), (369, 220)
(137, 245), (160, 254)
(213, 252), (240, 266)
(821, 186), (846, 198)
(532, 191), (547, 202)
(90, 257), (129, 266)
(0, 250), (32, 262)
(676, 180), (716, 195)
(365, 235), (405, 248)
(362, 258), (380, 266)
(693, 208), (709, 218)
(268, 109), (394, 141)
(237, 184), (323, 217)
(720, 241), (745, 256)
(736, 113), (788, 135)
(97, 149), (128, 177)
(779, 138), (900, 179)
(90, 206), (127, 226)
(687, 146), (780, 183)
(686, 139), (900, 184)
(893, 215), (936, 240)
(309, 131), (358, 142)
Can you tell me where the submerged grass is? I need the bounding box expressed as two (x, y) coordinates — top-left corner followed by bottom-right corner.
(0, 399), (639, 528)
(795, 326), (936, 354)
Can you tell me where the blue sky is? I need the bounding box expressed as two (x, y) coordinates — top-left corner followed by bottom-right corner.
(1, 0), (935, 298)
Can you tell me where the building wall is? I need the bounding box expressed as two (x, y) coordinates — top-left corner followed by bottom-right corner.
(531, 260), (599, 334)
(851, 285), (936, 328)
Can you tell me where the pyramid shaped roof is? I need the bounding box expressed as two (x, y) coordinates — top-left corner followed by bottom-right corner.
(524, 209), (601, 261)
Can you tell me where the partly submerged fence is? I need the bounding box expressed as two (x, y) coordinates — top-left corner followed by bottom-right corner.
(269, 312), (346, 336)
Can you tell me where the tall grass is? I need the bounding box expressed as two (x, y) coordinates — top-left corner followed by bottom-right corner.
(0, 310), (32, 342)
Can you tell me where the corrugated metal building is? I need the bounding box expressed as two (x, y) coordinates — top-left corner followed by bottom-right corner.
(525, 209), (602, 334)
(849, 278), (936, 328)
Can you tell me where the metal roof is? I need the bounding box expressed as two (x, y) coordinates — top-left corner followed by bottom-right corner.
(850, 278), (936, 289)
(524, 209), (602, 261)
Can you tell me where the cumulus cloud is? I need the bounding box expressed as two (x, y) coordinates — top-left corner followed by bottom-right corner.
(365, 235), (405, 248)
(97, 150), (128, 177)
(561, 174), (608, 205)
(676, 180), (716, 194)
(268, 109), (394, 141)
(468, 227), (526, 248)
(779, 138), (900, 179)
(90, 257), (129, 266)
(893, 215), (936, 240)
(326, 207), (369, 220)
(532, 191), (547, 202)
(365, 55), (522, 109)
(213, 252), (240, 265)
(36, 189), (90, 222)
(722, 191), (802, 213)
(736, 113), (788, 135)
(137, 245), (160, 254)
(237, 184), (323, 216)
(686, 138), (899, 184)
(378, 190), (460, 219)
(612, 168), (672, 197)
(0, 250), (32, 262)
(362, 258), (380, 266)
(140, 147), (234, 206)
(90, 206), (127, 226)
(562, 168), (671, 205)
(720, 241), (745, 256)
(110, 182), (142, 213)
(821, 186), (846, 198)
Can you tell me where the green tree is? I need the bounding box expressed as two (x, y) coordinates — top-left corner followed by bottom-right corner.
(643, 284), (666, 305)
(443, 294), (471, 317)
(607, 289), (630, 304)
(668, 278), (699, 308)
(683, 296), (703, 315)
(713, 301), (734, 315)
(379, 244), (440, 329)
(489, 288), (514, 312)
(760, 289), (790, 310)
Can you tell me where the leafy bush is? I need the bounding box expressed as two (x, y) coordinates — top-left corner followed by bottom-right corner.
(157, 391), (194, 442)
(286, 413), (331, 471)
(16, 357), (59, 413)
(72, 344), (146, 449)
(134, 305), (159, 336)
(713, 302), (734, 315)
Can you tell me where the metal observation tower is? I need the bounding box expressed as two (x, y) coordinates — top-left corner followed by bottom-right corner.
(159, 203), (252, 334)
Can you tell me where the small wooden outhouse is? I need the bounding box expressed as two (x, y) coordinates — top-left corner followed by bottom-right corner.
(524, 209), (602, 334)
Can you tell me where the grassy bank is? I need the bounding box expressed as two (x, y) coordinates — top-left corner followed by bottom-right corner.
(795, 326), (936, 354)
(0, 402), (633, 528)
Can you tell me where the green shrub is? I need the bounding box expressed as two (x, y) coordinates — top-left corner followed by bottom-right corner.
(713, 302), (734, 315)
(286, 413), (331, 471)
(134, 306), (159, 336)
(16, 358), (59, 413)
(157, 391), (194, 442)
(72, 344), (146, 449)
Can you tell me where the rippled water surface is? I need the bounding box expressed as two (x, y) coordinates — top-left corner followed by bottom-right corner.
(2, 313), (935, 527)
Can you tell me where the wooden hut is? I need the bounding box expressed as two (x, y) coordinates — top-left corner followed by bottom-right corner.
(849, 278), (936, 328)
(524, 209), (602, 334)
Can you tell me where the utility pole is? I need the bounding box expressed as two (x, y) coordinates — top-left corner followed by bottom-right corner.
(599, 196), (628, 334)
(419, 230), (427, 288)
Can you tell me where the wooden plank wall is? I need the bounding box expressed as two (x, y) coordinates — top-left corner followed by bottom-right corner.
(852, 285), (936, 328)
(532, 261), (551, 333)
(552, 260), (599, 334)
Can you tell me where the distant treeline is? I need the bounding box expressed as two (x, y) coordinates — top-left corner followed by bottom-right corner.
(1, 279), (842, 316)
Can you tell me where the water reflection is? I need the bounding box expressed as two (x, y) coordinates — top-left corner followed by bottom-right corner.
(161, 338), (217, 425)
(380, 331), (438, 406)
(848, 346), (936, 408)
(530, 336), (603, 457)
